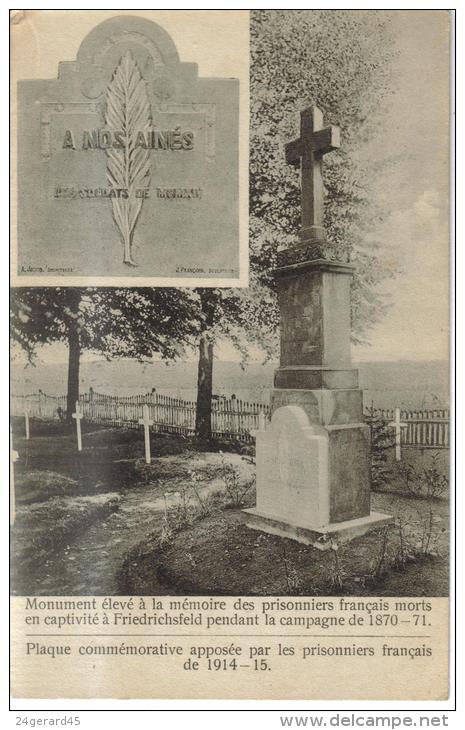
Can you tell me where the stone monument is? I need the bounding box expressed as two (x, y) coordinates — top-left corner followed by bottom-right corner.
(16, 15), (241, 284)
(244, 106), (391, 548)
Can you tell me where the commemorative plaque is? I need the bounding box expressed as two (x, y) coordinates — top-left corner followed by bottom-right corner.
(15, 15), (244, 285)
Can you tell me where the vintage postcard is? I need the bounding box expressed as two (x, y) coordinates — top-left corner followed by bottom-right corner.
(11, 10), (249, 287)
(10, 9), (453, 703)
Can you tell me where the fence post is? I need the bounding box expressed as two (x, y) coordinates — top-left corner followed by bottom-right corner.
(153, 389), (159, 434)
(88, 387), (94, 421)
(231, 394), (237, 437)
(10, 426), (18, 526)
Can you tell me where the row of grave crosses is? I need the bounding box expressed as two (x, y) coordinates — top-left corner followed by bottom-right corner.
(9, 404), (406, 528)
(14, 404), (270, 461)
(71, 402), (156, 463)
(12, 404), (409, 460)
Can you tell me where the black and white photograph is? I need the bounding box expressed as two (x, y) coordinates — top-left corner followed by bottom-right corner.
(11, 10), (248, 287)
(9, 8), (453, 703)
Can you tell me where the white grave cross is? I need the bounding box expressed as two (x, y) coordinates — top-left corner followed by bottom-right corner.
(139, 404), (154, 464)
(10, 426), (18, 526)
(72, 401), (83, 452)
(388, 407), (408, 461)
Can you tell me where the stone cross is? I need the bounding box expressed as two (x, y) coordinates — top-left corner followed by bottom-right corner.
(139, 404), (154, 464)
(388, 407), (408, 461)
(72, 401), (83, 452)
(24, 410), (30, 440)
(285, 105), (340, 244)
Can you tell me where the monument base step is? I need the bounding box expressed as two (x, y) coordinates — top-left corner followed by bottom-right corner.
(242, 508), (393, 551)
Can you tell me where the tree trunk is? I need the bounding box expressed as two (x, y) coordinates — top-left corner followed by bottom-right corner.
(66, 290), (82, 420)
(195, 332), (214, 440)
(195, 291), (217, 441)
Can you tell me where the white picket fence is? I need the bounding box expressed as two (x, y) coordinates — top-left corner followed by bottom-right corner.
(10, 389), (449, 449)
(369, 407), (450, 450)
(10, 388), (271, 443)
(11, 390), (68, 420)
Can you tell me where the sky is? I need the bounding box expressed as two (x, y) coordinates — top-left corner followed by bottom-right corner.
(352, 10), (451, 362)
(11, 10), (452, 365)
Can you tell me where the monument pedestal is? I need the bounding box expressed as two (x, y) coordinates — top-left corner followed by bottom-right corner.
(245, 254), (392, 548)
(243, 509), (392, 551)
(244, 404), (391, 550)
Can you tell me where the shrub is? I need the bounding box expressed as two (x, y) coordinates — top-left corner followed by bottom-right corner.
(422, 452), (448, 500)
(394, 461), (422, 497)
(218, 452), (255, 507)
(364, 404), (394, 491)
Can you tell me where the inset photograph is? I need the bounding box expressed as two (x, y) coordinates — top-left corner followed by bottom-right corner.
(12, 11), (248, 286)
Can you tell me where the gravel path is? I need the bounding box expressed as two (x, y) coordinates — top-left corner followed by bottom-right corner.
(34, 483), (169, 595)
(12, 447), (249, 595)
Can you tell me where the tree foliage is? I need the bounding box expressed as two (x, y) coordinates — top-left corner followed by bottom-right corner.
(10, 287), (200, 416)
(250, 9), (397, 343)
(10, 288), (199, 361)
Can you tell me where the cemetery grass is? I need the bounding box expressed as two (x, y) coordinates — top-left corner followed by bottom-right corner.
(121, 494), (449, 598)
(10, 418), (247, 595)
(10, 418), (449, 596)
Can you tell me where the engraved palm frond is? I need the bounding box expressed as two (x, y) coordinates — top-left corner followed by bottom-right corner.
(104, 51), (152, 266)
